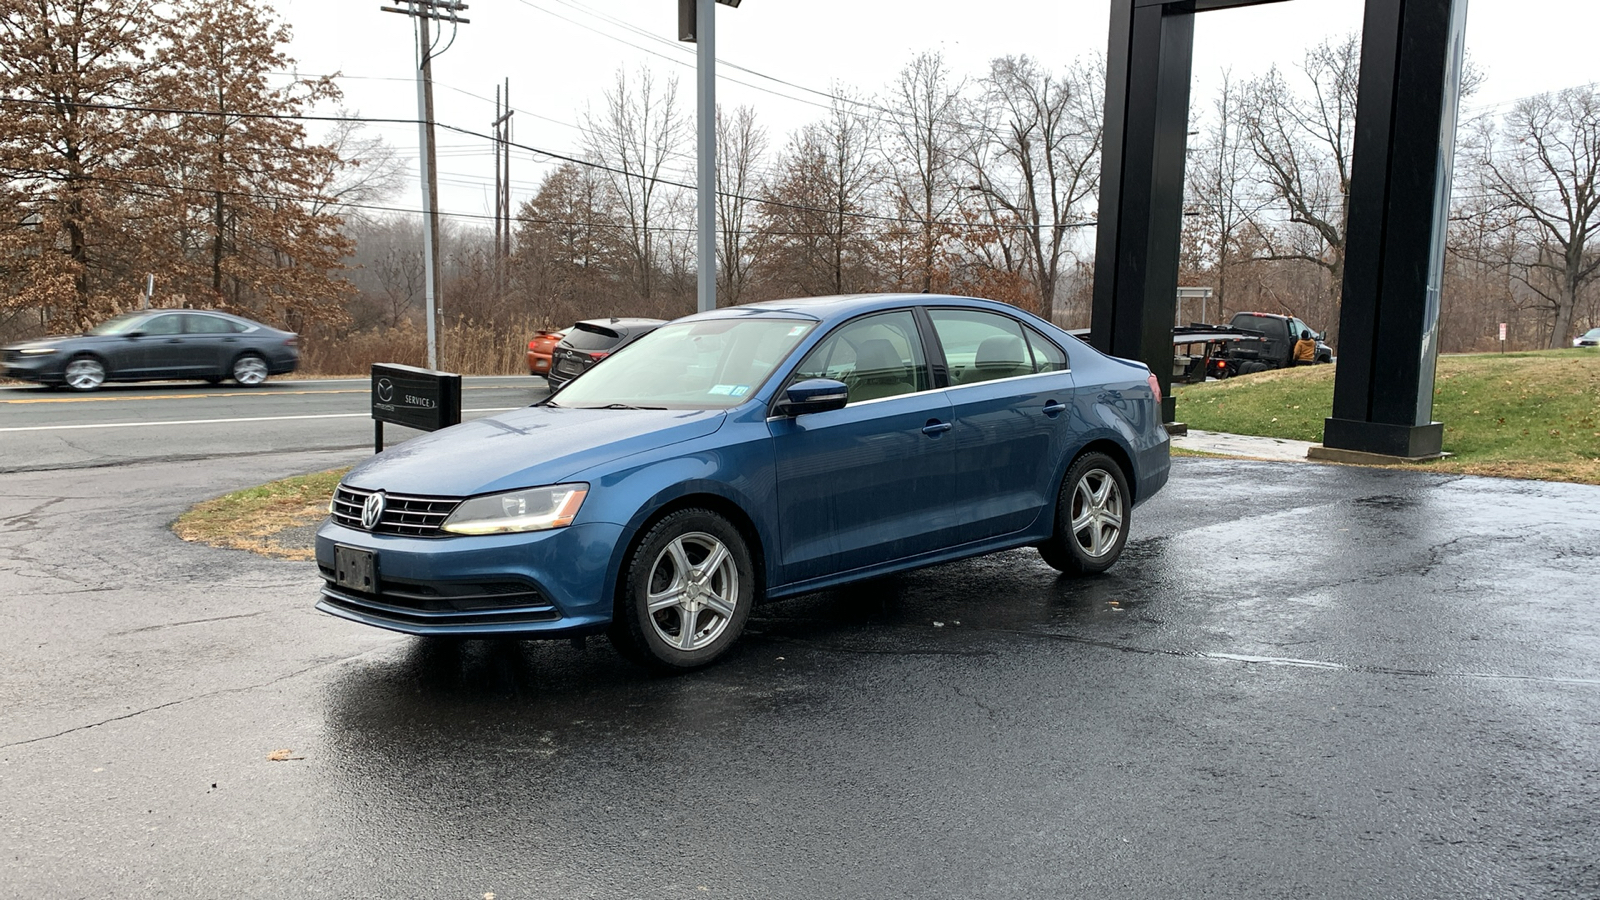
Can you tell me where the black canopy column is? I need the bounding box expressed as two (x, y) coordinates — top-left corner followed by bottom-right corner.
(1091, 0), (1195, 424)
(1319, 0), (1469, 460)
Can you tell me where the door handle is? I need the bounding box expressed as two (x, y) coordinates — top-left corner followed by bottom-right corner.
(1043, 401), (1067, 417)
(921, 420), (952, 436)
(166, 338), (183, 343)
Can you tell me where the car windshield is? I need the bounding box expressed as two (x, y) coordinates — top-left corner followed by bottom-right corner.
(551, 317), (816, 409)
(85, 312), (150, 336)
(1585, 328), (1600, 339)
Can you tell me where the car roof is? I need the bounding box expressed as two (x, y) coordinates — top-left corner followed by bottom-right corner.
(698, 293), (1045, 323)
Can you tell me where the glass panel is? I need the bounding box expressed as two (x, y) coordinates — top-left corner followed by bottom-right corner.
(85, 313), (148, 336)
(1024, 325), (1069, 372)
(185, 314), (236, 334)
(140, 314), (183, 336)
(551, 318), (815, 410)
(789, 311), (929, 404)
(928, 309), (1032, 385)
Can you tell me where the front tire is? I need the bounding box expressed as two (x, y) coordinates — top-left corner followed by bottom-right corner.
(232, 353), (269, 386)
(64, 355), (107, 392)
(1039, 452), (1131, 575)
(610, 509), (755, 672)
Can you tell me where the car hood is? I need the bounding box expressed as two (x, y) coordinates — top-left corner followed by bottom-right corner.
(2, 334), (80, 350)
(344, 405), (728, 497)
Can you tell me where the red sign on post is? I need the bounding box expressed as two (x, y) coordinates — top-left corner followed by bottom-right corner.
(1498, 323), (1507, 341)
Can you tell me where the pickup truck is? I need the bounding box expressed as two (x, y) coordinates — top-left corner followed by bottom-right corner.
(1175, 312), (1332, 381)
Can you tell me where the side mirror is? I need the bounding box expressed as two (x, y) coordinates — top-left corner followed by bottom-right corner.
(778, 378), (849, 417)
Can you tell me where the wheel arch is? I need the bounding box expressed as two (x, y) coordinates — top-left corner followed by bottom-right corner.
(609, 488), (769, 615)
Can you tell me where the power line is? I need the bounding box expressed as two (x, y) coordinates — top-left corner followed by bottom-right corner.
(0, 94), (1095, 233)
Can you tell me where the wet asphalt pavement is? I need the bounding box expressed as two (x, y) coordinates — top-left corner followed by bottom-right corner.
(2, 453), (1598, 898)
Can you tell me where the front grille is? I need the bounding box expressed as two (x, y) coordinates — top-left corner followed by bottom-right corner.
(331, 485), (460, 537)
(2, 350), (21, 364)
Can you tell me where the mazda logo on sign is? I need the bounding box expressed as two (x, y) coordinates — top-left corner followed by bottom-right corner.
(361, 491), (387, 531)
(376, 377), (394, 403)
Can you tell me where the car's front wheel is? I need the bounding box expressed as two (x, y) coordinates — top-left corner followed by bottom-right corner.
(611, 509), (755, 672)
(64, 355), (107, 392)
(232, 353), (269, 386)
(1039, 451), (1131, 575)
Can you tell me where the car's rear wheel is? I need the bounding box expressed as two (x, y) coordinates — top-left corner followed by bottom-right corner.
(64, 355), (107, 392)
(611, 509), (754, 672)
(232, 353), (269, 386)
(1039, 451), (1130, 575)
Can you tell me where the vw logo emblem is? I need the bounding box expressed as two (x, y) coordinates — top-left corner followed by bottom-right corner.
(376, 377), (394, 403)
(361, 491), (387, 531)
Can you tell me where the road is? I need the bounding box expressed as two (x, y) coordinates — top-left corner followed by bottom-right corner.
(0, 376), (548, 473)
(2, 428), (1598, 897)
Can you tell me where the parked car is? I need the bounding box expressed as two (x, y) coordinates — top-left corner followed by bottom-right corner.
(544, 318), (665, 390)
(1575, 327), (1600, 348)
(1, 309), (299, 391)
(315, 294), (1171, 671)
(525, 327), (571, 378)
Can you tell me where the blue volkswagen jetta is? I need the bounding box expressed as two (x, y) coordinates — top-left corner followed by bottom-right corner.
(316, 294), (1170, 670)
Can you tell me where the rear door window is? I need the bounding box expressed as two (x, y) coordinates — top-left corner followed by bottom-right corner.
(1024, 326), (1069, 372)
(185, 315), (242, 334)
(928, 309), (1033, 385)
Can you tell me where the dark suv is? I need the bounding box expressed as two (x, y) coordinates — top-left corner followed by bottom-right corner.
(545, 318), (665, 390)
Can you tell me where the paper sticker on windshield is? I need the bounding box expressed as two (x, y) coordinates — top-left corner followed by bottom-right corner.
(787, 325), (807, 336)
(709, 384), (734, 396)
(730, 385), (750, 397)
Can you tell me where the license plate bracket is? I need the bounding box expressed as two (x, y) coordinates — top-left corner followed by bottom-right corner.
(334, 544), (378, 593)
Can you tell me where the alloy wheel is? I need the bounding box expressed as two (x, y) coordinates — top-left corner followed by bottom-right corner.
(1070, 468), (1125, 559)
(645, 531), (739, 652)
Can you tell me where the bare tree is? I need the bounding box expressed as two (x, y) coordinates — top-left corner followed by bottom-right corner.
(716, 104), (766, 306)
(755, 91), (882, 297)
(1239, 36), (1360, 314)
(311, 114), (406, 226)
(1471, 87), (1600, 348)
(965, 55), (1103, 320)
(881, 52), (966, 293)
(582, 67), (686, 302)
(1185, 69), (1265, 323)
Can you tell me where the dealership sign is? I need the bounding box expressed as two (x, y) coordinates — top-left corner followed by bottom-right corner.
(371, 363), (462, 450)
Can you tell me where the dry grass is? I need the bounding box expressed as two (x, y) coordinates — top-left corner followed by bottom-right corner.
(300, 319), (540, 376)
(173, 468), (350, 560)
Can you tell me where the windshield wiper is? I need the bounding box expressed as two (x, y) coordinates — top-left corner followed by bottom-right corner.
(580, 403), (667, 410)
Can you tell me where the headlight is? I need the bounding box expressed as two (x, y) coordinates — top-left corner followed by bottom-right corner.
(19, 347), (56, 355)
(441, 483), (588, 535)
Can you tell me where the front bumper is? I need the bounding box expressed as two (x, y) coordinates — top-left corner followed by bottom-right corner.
(314, 518), (624, 636)
(2, 353), (63, 383)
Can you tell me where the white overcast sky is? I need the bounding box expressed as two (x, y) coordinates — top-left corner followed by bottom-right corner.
(271, 0), (1600, 225)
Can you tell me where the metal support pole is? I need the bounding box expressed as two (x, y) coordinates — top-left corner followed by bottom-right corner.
(696, 0), (717, 313)
(413, 14), (440, 370)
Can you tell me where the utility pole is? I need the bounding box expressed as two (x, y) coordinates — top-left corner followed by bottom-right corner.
(381, 0), (469, 370)
(679, 0), (742, 313)
(492, 79), (513, 297)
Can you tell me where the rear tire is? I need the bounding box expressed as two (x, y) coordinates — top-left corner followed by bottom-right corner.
(64, 355), (107, 392)
(1039, 452), (1131, 576)
(609, 509), (755, 672)
(231, 353), (269, 386)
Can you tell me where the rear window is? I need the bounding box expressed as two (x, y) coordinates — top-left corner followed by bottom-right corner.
(562, 325), (622, 352)
(1231, 314), (1290, 342)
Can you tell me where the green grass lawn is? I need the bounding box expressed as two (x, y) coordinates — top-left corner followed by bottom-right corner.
(1175, 349), (1600, 484)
